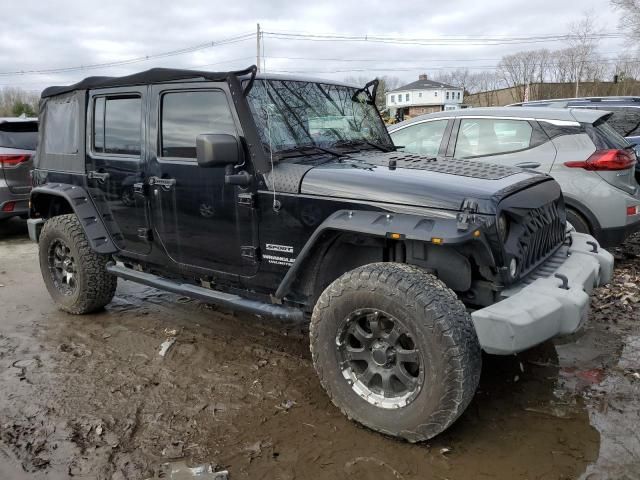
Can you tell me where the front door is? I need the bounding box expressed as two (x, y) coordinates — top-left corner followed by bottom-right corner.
(147, 83), (258, 276)
(86, 87), (151, 255)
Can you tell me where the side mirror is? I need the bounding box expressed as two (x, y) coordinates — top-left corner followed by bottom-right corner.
(196, 134), (242, 168)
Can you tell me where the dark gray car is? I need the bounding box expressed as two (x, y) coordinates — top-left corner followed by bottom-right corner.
(0, 117), (37, 220)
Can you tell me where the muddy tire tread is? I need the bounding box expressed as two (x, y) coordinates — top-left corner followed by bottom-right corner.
(39, 214), (117, 314)
(309, 262), (481, 442)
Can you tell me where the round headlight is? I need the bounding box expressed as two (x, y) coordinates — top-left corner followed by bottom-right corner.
(497, 214), (509, 240)
(509, 258), (518, 278)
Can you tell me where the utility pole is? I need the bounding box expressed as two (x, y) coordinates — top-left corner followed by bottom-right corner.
(256, 23), (261, 73)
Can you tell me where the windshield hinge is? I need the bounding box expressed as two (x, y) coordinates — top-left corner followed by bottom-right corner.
(457, 199), (478, 231)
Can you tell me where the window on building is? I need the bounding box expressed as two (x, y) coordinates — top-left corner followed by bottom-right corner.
(390, 119), (448, 156)
(94, 96), (142, 155)
(454, 118), (534, 159)
(390, 95), (395, 103)
(405, 93), (410, 102)
(419, 92), (422, 98)
(446, 92), (449, 100)
(434, 91), (438, 97)
(161, 90), (236, 158)
(457, 91), (461, 100)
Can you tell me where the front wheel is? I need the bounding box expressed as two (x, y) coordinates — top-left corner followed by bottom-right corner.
(310, 263), (481, 442)
(38, 214), (117, 314)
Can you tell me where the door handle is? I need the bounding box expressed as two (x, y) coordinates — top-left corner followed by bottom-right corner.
(87, 171), (110, 182)
(148, 176), (177, 189)
(515, 162), (541, 169)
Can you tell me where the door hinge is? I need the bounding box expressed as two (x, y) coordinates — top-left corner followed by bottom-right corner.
(137, 228), (153, 241)
(240, 245), (258, 260)
(238, 192), (255, 208)
(457, 199), (478, 231)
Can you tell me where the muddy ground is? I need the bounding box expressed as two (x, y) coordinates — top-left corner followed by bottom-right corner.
(0, 217), (639, 480)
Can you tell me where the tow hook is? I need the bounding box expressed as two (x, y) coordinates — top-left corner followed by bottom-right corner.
(554, 273), (569, 290)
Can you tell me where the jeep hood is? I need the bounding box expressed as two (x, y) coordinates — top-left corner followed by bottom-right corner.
(297, 152), (552, 215)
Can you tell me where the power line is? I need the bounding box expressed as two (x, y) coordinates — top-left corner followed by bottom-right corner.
(0, 32), (254, 77)
(262, 30), (625, 46)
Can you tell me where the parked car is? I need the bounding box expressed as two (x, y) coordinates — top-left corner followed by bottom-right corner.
(28, 67), (612, 442)
(509, 97), (640, 180)
(0, 117), (37, 221)
(389, 107), (640, 247)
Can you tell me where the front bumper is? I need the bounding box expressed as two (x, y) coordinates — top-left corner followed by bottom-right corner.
(472, 232), (614, 355)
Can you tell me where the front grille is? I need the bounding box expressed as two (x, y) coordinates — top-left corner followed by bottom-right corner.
(513, 201), (566, 276)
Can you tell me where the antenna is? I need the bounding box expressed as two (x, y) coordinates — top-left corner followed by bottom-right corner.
(256, 23), (261, 73)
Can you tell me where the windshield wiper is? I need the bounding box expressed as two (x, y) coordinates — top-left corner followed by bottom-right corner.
(275, 144), (343, 160)
(334, 139), (394, 153)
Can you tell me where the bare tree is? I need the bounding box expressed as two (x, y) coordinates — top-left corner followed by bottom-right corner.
(497, 49), (549, 102)
(0, 87), (40, 117)
(611, 0), (640, 41)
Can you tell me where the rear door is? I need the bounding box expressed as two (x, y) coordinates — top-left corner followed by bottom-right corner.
(86, 88), (151, 255)
(448, 117), (557, 172)
(0, 120), (37, 194)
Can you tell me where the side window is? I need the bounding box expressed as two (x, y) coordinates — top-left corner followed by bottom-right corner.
(455, 119), (533, 159)
(94, 96), (142, 155)
(390, 120), (448, 157)
(161, 90), (236, 159)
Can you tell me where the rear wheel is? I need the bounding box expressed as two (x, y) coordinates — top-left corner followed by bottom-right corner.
(39, 214), (117, 314)
(310, 263), (481, 442)
(566, 208), (590, 234)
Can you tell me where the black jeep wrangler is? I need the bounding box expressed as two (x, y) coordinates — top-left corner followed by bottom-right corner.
(28, 66), (613, 442)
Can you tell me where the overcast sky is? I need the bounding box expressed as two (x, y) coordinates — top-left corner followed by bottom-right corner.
(0, 0), (625, 92)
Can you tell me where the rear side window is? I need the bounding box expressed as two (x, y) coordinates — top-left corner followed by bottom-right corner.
(604, 108), (640, 138)
(390, 120), (448, 157)
(161, 90), (236, 158)
(0, 121), (38, 150)
(93, 96), (141, 155)
(455, 118), (533, 158)
(586, 117), (631, 150)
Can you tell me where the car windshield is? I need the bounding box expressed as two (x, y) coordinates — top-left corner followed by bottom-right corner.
(247, 79), (392, 155)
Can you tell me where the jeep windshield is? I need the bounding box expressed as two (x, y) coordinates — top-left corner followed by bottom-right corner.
(247, 79), (394, 157)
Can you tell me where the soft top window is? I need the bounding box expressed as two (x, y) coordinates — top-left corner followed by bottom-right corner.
(44, 96), (79, 155)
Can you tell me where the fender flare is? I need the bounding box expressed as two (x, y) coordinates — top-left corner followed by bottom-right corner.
(30, 183), (119, 254)
(274, 209), (487, 300)
(562, 195), (601, 236)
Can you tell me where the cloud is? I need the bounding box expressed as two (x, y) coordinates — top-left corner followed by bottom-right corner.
(0, 0), (623, 92)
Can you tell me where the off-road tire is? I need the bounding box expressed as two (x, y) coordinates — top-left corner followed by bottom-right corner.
(310, 262), (481, 442)
(566, 208), (590, 234)
(39, 214), (117, 314)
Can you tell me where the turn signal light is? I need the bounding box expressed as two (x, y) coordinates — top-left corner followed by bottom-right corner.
(431, 237), (443, 245)
(564, 149), (636, 171)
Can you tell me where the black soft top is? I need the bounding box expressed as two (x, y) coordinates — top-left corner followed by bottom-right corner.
(41, 65), (256, 98)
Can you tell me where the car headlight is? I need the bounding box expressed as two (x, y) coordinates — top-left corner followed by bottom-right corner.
(497, 214), (509, 241)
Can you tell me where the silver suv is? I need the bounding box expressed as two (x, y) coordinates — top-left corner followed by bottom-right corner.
(0, 117), (37, 221)
(389, 107), (640, 247)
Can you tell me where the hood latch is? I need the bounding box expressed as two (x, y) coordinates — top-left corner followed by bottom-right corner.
(457, 199), (478, 231)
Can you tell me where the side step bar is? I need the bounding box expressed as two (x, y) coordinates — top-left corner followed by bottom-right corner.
(106, 263), (305, 322)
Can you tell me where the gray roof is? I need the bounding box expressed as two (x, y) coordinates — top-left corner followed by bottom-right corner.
(389, 106), (609, 131)
(390, 78), (460, 93)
